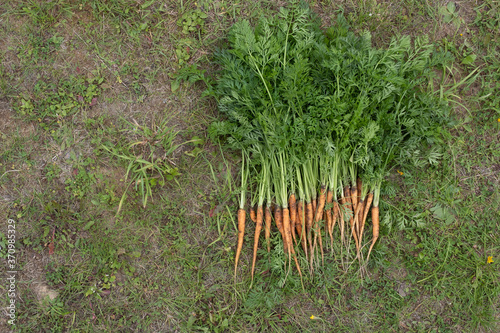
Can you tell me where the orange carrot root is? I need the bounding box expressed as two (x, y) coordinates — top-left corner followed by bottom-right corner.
(359, 192), (373, 254)
(312, 197), (317, 218)
(361, 193), (374, 234)
(289, 194), (297, 245)
(235, 208), (246, 277)
(339, 197), (346, 245)
(314, 186), (327, 265)
(326, 190), (333, 249)
(306, 202), (313, 266)
(357, 178), (362, 203)
(351, 185), (358, 215)
(264, 205), (272, 253)
(251, 206), (263, 280)
(353, 200), (364, 257)
(283, 208), (293, 270)
(286, 207), (302, 278)
(297, 201), (308, 259)
(250, 206), (257, 224)
(275, 206), (286, 253)
(366, 206), (379, 262)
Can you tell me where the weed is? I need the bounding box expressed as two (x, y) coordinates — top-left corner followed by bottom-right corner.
(102, 118), (181, 215)
(177, 8), (208, 35)
(15, 75), (105, 128)
(175, 38), (196, 66)
(64, 157), (98, 199)
(439, 2), (464, 31)
(43, 162), (62, 183)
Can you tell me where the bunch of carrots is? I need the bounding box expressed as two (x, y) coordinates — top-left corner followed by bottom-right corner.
(209, 1), (452, 282)
(234, 151), (383, 282)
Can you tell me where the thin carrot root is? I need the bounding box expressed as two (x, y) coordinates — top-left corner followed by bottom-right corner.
(235, 208), (246, 277)
(325, 189), (333, 249)
(297, 201), (308, 258)
(297, 201), (309, 260)
(352, 201), (364, 258)
(366, 206), (379, 263)
(344, 187), (357, 253)
(357, 199), (365, 246)
(306, 202), (314, 271)
(251, 206), (263, 280)
(314, 186), (326, 265)
(339, 198), (346, 246)
(351, 185), (358, 215)
(264, 205), (272, 253)
(330, 201), (339, 249)
(283, 208), (293, 272)
(312, 197), (317, 218)
(350, 215), (360, 256)
(275, 206), (286, 255)
(360, 193), (373, 248)
(289, 194), (297, 245)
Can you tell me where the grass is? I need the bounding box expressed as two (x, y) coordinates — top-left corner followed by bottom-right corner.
(0, 0), (498, 332)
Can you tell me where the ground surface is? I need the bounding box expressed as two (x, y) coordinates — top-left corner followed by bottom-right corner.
(0, 0), (499, 332)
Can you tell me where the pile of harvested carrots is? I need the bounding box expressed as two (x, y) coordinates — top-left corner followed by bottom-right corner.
(234, 156), (382, 282)
(209, 2), (452, 282)
(246, 179), (379, 276)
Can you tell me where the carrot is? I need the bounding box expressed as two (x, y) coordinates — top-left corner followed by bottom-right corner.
(264, 205), (272, 253)
(344, 186), (361, 255)
(274, 206), (284, 235)
(339, 197), (346, 245)
(352, 200), (364, 256)
(366, 206), (379, 262)
(251, 206), (263, 280)
(250, 206), (257, 224)
(281, 206), (302, 278)
(313, 186), (326, 265)
(283, 207), (293, 266)
(297, 200), (308, 259)
(361, 193), (373, 233)
(331, 201), (339, 232)
(289, 194), (297, 245)
(306, 201), (313, 264)
(235, 208), (246, 276)
(275, 206), (287, 253)
(296, 200), (303, 238)
(357, 178), (363, 204)
(349, 210), (360, 256)
(357, 198), (365, 241)
(356, 178), (363, 236)
(351, 184), (358, 214)
(330, 201), (339, 249)
(312, 197), (317, 218)
(344, 186), (355, 238)
(325, 189), (333, 247)
(359, 192), (373, 252)
(344, 186), (353, 218)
